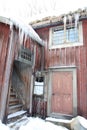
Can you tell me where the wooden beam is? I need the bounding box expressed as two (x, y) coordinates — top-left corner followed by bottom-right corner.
(0, 27), (15, 121)
(29, 45), (36, 115)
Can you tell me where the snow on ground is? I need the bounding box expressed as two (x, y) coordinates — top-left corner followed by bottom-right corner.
(46, 117), (72, 123)
(1, 115), (87, 130)
(0, 120), (10, 130)
(7, 116), (69, 130)
(73, 116), (87, 129)
(19, 117), (68, 130)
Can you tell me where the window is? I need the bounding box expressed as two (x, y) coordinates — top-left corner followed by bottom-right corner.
(34, 77), (44, 96)
(49, 22), (83, 49)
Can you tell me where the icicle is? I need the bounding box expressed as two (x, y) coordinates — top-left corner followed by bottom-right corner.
(24, 33), (28, 48)
(10, 17), (43, 46)
(19, 28), (21, 43)
(10, 21), (13, 30)
(63, 16), (67, 42)
(19, 28), (25, 45)
(74, 13), (80, 28)
(64, 16), (67, 25)
(68, 15), (73, 27)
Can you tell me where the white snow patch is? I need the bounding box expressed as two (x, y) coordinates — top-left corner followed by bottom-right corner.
(76, 116), (87, 128)
(46, 117), (72, 123)
(34, 81), (44, 95)
(0, 120), (10, 130)
(7, 116), (29, 127)
(19, 117), (69, 130)
(46, 116), (87, 129)
(6, 116), (87, 130)
(8, 110), (27, 119)
(35, 81), (44, 86)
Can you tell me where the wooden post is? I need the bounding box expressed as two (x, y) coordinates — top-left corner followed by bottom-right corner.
(29, 45), (36, 115)
(0, 27), (15, 121)
(41, 46), (44, 71)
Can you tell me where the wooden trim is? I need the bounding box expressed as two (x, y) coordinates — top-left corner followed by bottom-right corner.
(29, 45), (36, 115)
(49, 22), (83, 49)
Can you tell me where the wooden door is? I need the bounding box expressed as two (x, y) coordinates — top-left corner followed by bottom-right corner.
(51, 71), (73, 115)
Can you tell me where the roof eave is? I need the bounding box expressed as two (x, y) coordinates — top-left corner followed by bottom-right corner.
(0, 16), (44, 46)
(31, 16), (87, 29)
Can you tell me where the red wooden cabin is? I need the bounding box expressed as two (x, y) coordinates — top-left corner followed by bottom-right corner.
(31, 9), (87, 119)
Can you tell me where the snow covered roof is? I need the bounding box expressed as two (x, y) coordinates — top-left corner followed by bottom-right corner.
(30, 8), (87, 29)
(0, 16), (44, 46)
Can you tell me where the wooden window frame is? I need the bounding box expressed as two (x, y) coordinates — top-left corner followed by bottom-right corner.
(49, 22), (83, 49)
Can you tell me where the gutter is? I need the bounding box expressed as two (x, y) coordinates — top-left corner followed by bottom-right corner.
(31, 16), (87, 30)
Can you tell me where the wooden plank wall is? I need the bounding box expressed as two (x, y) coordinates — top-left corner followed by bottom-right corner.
(0, 22), (42, 121)
(36, 20), (87, 118)
(0, 24), (20, 121)
(0, 23), (10, 121)
(0, 23), (10, 98)
(27, 40), (42, 71)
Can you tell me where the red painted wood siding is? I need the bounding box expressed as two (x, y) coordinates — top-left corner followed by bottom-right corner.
(0, 23), (10, 99)
(0, 22), (43, 120)
(35, 20), (87, 118)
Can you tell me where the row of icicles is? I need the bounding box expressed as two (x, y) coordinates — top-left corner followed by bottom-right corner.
(63, 12), (80, 28)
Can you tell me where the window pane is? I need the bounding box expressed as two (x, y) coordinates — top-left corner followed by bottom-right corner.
(67, 28), (78, 43)
(52, 30), (64, 45)
(52, 26), (78, 45)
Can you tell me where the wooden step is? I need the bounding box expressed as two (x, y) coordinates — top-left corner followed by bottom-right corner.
(7, 110), (27, 123)
(7, 86), (25, 118)
(9, 104), (23, 114)
(8, 110), (27, 119)
(9, 100), (19, 107)
(9, 104), (23, 109)
(10, 92), (16, 96)
(9, 98), (19, 102)
(10, 92), (16, 97)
